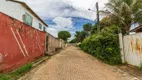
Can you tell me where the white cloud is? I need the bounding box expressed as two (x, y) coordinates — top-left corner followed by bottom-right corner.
(46, 17), (74, 38)
(19, 0), (108, 21)
(53, 17), (73, 29)
(19, 0), (108, 37)
(46, 27), (58, 37)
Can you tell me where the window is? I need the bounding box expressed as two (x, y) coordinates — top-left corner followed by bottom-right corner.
(23, 13), (33, 26)
(39, 23), (42, 29)
(43, 27), (46, 31)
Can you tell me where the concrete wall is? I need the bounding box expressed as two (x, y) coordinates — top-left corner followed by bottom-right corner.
(0, 12), (46, 73)
(0, 0), (46, 31)
(47, 33), (66, 55)
(120, 33), (142, 67)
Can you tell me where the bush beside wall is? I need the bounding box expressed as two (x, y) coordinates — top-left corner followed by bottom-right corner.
(80, 26), (122, 65)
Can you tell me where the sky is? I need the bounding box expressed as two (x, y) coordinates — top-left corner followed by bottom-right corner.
(20, 0), (108, 40)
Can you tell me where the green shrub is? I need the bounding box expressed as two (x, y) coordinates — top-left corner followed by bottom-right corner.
(80, 26), (122, 65)
(0, 63), (33, 80)
(0, 74), (10, 80)
(139, 63), (142, 70)
(12, 63), (32, 76)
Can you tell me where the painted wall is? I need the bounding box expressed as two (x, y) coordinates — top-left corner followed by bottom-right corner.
(123, 33), (142, 66)
(48, 33), (65, 55)
(0, 0), (46, 31)
(0, 12), (46, 73)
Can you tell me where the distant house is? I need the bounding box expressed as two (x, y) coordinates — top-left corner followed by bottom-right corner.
(130, 24), (142, 33)
(0, 0), (48, 31)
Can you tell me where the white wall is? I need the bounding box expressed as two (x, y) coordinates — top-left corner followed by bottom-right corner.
(123, 33), (142, 67)
(0, 0), (46, 31)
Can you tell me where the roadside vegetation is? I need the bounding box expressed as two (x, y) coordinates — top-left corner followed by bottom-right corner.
(58, 31), (71, 43)
(0, 74), (10, 80)
(70, 23), (93, 43)
(80, 26), (121, 65)
(70, 0), (142, 65)
(70, 24), (122, 65)
(11, 63), (32, 78)
(0, 56), (49, 80)
(0, 63), (33, 80)
(101, 0), (142, 34)
(140, 63), (142, 70)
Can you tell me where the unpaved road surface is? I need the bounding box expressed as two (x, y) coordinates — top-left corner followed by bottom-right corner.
(19, 46), (140, 80)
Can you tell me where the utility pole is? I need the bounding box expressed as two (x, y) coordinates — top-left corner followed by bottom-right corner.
(96, 2), (100, 32)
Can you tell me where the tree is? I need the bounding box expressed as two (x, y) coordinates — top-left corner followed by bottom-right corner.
(100, 15), (118, 27)
(91, 24), (98, 34)
(83, 23), (92, 36)
(75, 31), (87, 42)
(69, 38), (77, 43)
(58, 31), (71, 42)
(73, 23), (94, 43)
(102, 0), (142, 34)
(83, 23), (92, 31)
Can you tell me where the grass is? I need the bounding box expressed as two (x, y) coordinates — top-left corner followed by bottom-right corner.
(140, 64), (142, 70)
(0, 63), (33, 80)
(11, 63), (33, 78)
(0, 74), (10, 80)
(0, 56), (49, 80)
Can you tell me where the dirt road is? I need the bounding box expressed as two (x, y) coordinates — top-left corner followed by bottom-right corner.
(19, 46), (140, 80)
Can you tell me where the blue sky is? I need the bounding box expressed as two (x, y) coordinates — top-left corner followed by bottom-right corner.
(20, 0), (108, 39)
(45, 17), (95, 39)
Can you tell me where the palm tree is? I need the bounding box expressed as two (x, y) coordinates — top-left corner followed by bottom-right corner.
(103, 0), (142, 34)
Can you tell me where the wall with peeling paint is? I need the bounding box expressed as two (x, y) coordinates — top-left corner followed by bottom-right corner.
(0, 12), (46, 73)
(123, 33), (142, 66)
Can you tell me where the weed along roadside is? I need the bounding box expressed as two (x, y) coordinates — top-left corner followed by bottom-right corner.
(0, 63), (33, 80)
(0, 56), (50, 80)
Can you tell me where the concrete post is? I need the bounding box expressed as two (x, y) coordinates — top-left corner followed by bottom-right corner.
(119, 33), (125, 63)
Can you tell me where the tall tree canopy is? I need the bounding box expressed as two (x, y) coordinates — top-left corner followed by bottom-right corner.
(83, 23), (92, 32)
(71, 23), (94, 43)
(58, 31), (71, 42)
(103, 0), (142, 34)
(83, 23), (93, 36)
(75, 31), (87, 42)
(100, 15), (119, 27)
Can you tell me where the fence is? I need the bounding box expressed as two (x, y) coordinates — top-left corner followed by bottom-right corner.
(0, 12), (46, 72)
(119, 33), (142, 67)
(47, 33), (66, 55)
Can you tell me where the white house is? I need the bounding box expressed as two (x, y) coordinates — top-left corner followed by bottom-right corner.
(0, 0), (48, 31)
